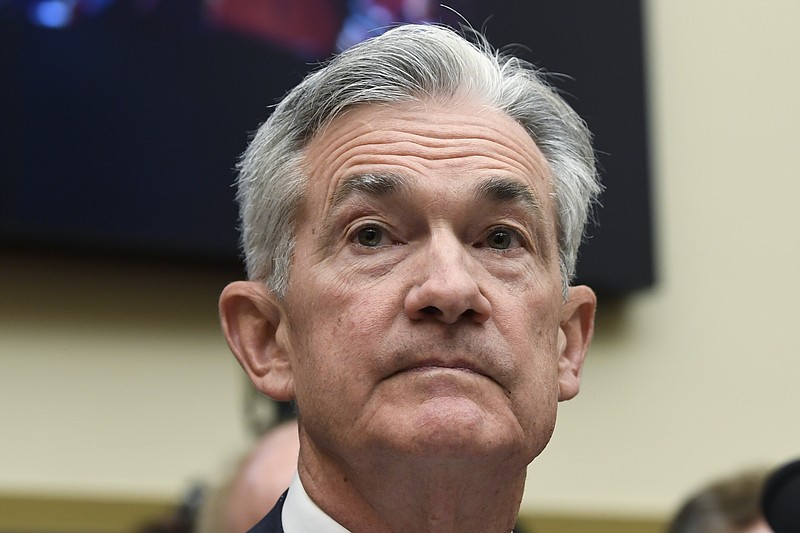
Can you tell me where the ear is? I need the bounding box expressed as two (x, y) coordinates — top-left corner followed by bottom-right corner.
(219, 281), (295, 401)
(556, 285), (596, 401)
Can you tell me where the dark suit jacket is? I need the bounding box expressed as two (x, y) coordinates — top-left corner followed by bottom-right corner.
(247, 492), (287, 533)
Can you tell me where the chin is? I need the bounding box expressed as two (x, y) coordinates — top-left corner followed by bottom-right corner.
(384, 397), (523, 459)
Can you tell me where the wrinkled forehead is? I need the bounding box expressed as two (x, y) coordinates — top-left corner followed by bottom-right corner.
(296, 99), (555, 223)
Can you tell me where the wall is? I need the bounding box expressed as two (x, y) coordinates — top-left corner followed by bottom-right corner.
(1, 0), (799, 524)
(0, 256), (250, 500)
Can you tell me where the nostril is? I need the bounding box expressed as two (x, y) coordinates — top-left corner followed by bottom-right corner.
(421, 306), (440, 316)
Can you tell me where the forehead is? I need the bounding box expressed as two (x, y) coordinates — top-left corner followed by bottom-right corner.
(300, 100), (554, 218)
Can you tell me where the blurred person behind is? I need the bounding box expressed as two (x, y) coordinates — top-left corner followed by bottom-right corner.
(667, 468), (772, 533)
(196, 420), (301, 533)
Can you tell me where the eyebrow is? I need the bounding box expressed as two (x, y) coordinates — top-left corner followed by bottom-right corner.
(474, 177), (542, 216)
(330, 172), (409, 210)
(332, 173), (540, 212)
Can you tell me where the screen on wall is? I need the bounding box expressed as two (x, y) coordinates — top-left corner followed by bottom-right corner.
(0, 0), (653, 294)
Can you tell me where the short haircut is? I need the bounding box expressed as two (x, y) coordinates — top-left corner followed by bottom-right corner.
(236, 24), (601, 297)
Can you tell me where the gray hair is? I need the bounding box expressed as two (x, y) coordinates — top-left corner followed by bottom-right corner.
(237, 24), (601, 298)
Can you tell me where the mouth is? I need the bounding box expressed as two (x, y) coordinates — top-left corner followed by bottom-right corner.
(410, 360), (479, 372)
(391, 359), (489, 379)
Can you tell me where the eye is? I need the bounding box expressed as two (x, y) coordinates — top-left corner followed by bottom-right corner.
(484, 227), (521, 250)
(355, 225), (385, 247)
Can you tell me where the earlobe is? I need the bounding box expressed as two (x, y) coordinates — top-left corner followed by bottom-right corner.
(219, 281), (295, 401)
(556, 285), (596, 401)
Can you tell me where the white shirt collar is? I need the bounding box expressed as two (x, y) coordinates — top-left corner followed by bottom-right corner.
(282, 473), (351, 533)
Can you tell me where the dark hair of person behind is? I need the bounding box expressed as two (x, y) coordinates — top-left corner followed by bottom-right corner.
(667, 469), (767, 533)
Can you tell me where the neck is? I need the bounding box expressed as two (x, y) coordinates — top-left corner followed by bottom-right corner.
(298, 438), (526, 533)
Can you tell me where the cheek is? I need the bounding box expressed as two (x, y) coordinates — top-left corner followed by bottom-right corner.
(287, 269), (399, 388)
(493, 289), (561, 360)
(288, 290), (399, 441)
(493, 289), (563, 406)
(312, 256), (403, 331)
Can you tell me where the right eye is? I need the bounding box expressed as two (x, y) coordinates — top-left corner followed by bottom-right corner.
(354, 225), (386, 247)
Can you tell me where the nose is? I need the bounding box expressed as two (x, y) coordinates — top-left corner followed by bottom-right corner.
(404, 233), (492, 325)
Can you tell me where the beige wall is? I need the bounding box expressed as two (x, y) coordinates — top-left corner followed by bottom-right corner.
(2, 0), (799, 520)
(0, 257), (251, 500)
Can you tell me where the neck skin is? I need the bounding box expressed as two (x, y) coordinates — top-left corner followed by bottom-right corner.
(297, 430), (525, 533)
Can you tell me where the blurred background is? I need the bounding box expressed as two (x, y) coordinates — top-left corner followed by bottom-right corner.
(1, 0), (798, 531)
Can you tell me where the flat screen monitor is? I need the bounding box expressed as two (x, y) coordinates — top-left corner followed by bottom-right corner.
(0, 0), (653, 295)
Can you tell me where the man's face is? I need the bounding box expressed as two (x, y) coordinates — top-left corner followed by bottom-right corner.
(278, 100), (584, 467)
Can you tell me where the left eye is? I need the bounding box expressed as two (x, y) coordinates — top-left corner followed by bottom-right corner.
(354, 225), (386, 247)
(484, 228), (519, 250)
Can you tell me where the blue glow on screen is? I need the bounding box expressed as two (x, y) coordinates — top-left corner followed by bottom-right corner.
(29, 0), (74, 28)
